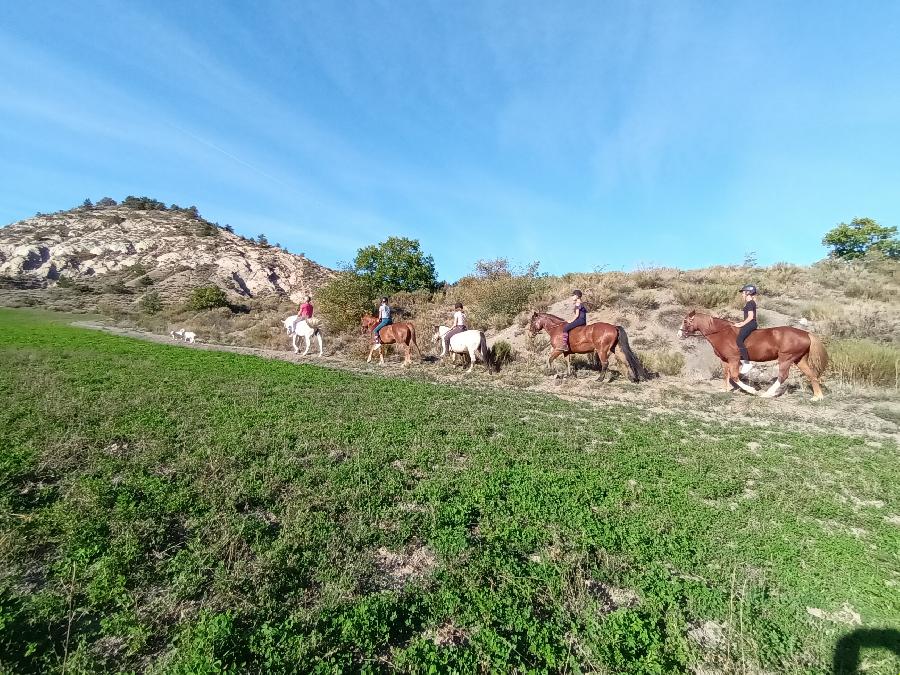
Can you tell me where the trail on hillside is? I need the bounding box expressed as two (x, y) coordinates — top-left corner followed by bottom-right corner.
(72, 320), (899, 441)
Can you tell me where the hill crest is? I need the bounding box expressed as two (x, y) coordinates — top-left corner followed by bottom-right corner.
(0, 204), (334, 302)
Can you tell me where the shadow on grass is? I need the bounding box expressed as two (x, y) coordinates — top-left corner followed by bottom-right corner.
(833, 628), (900, 674)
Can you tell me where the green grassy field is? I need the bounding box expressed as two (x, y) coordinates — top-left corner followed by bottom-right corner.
(1, 308), (898, 673)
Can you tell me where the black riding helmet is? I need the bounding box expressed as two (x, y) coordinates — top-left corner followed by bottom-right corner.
(740, 285), (758, 295)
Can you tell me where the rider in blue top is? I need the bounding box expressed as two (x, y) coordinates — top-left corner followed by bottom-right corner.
(562, 290), (587, 350)
(734, 284), (758, 374)
(373, 297), (392, 345)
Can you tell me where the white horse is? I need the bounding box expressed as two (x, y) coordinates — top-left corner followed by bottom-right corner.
(291, 317), (323, 356)
(432, 326), (495, 373)
(283, 315), (302, 335)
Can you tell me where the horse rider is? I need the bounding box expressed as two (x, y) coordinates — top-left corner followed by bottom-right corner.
(734, 284), (758, 374)
(443, 302), (467, 356)
(297, 295), (313, 320)
(561, 289), (587, 350)
(373, 296), (392, 345)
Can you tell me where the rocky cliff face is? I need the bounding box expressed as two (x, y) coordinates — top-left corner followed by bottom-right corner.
(0, 205), (334, 302)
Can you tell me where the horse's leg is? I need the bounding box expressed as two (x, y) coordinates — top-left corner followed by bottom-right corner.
(302, 334), (311, 356)
(566, 353), (573, 377)
(466, 345), (476, 373)
(316, 333), (323, 356)
(595, 342), (611, 382)
(761, 359), (790, 398)
(546, 349), (564, 374)
(729, 361), (757, 394)
(367, 345), (376, 363)
(722, 362), (734, 392)
(795, 354), (824, 401)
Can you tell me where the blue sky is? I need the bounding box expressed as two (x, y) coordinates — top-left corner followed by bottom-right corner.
(1, 1), (898, 281)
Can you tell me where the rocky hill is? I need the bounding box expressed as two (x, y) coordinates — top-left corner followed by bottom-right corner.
(0, 203), (334, 302)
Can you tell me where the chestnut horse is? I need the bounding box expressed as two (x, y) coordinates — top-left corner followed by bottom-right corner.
(528, 312), (656, 382)
(360, 314), (422, 366)
(678, 310), (827, 400)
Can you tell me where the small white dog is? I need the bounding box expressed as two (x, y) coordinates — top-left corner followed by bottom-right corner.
(170, 329), (197, 344)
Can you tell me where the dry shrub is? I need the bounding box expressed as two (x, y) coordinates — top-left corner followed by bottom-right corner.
(640, 350), (685, 376)
(828, 339), (900, 388)
(491, 340), (516, 366)
(456, 273), (546, 330)
(632, 266), (666, 289)
(629, 290), (660, 310)
(814, 307), (899, 344)
(844, 281), (895, 302)
(672, 284), (732, 309)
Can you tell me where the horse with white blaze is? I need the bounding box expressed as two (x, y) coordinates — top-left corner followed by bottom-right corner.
(290, 317), (324, 356)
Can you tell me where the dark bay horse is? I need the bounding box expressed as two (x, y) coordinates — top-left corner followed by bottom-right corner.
(528, 312), (656, 382)
(361, 314), (422, 366)
(679, 310), (827, 400)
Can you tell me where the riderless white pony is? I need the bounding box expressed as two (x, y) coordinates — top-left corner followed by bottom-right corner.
(432, 325), (496, 373)
(283, 315), (323, 356)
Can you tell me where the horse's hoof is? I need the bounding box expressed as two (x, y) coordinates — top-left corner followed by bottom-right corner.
(811, 395), (824, 402)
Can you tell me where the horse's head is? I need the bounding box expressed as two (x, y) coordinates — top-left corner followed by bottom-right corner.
(678, 310), (699, 338)
(528, 312), (542, 335)
(360, 314), (376, 334)
(431, 325), (442, 343)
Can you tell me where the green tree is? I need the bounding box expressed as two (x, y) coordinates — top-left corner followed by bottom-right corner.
(82, 198), (93, 208)
(257, 234), (269, 246)
(315, 271), (375, 332)
(353, 236), (437, 294)
(822, 217), (899, 260)
(139, 291), (162, 314)
(96, 197), (117, 207)
(186, 285), (229, 311)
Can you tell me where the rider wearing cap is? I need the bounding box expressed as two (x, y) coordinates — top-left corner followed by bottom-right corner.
(734, 285), (758, 374)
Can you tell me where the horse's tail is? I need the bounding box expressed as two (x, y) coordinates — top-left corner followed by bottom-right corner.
(307, 317), (322, 333)
(807, 332), (829, 377)
(479, 331), (497, 372)
(616, 326), (658, 382)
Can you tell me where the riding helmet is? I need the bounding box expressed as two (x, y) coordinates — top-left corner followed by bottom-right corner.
(740, 284), (758, 295)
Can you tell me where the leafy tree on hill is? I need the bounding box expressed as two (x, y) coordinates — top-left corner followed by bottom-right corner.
(257, 234), (269, 246)
(82, 198), (93, 208)
(353, 236), (437, 294)
(121, 196), (167, 211)
(316, 271), (375, 332)
(823, 217), (899, 260)
(96, 197), (117, 207)
(186, 285), (229, 311)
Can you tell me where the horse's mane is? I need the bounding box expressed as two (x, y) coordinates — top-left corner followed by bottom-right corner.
(536, 312), (566, 323)
(693, 312), (732, 332)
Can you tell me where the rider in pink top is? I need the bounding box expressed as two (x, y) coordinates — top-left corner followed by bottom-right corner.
(298, 296), (313, 319)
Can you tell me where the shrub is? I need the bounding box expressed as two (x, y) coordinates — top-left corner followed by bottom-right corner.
(641, 350), (685, 376)
(105, 281), (132, 295)
(139, 291), (163, 314)
(629, 291), (660, 310)
(187, 286), (229, 311)
(844, 281), (894, 302)
(121, 195), (167, 211)
(828, 339), (899, 388)
(632, 267), (666, 289)
(456, 272), (546, 330)
(136, 275), (154, 287)
(491, 340), (516, 366)
(96, 197), (117, 207)
(316, 272), (376, 332)
(672, 283), (732, 309)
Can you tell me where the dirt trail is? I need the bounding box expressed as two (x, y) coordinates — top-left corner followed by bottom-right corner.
(72, 321), (899, 442)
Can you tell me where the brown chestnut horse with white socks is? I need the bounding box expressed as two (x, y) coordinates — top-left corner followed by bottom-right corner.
(528, 312), (656, 382)
(679, 310), (827, 400)
(361, 314), (422, 366)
